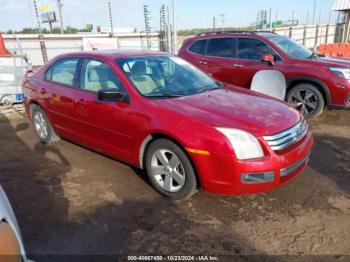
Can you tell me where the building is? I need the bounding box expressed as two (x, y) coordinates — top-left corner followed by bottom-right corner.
(333, 0), (350, 42)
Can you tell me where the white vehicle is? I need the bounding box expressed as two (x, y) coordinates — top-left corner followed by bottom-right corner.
(0, 186), (29, 261)
(0, 56), (27, 106)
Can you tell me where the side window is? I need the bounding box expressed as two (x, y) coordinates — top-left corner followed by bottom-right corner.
(47, 58), (79, 86)
(237, 38), (271, 60)
(206, 38), (235, 58)
(189, 40), (206, 55)
(80, 59), (125, 93)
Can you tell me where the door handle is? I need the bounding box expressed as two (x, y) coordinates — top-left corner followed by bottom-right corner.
(76, 98), (87, 105)
(233, 64), (244, 68)
(39, 88), (47, 94)
(199, 61), (208, 65)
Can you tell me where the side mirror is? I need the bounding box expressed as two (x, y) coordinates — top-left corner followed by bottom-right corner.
(261, 54), (276, 66)
(97, 89), (128, 103)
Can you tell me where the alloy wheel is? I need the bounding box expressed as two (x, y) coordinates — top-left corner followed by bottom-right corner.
(33, 111), (48, 140)
(150, 149), (186, 193)
(289, 89), (319, 117)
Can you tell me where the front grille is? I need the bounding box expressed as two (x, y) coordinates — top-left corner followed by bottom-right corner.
(263, 119), (308, 151)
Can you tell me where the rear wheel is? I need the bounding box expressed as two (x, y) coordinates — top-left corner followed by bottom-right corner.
(31, 105), (60, 144)
(145, 139), (198, 200)
(287, 84), (325, 119)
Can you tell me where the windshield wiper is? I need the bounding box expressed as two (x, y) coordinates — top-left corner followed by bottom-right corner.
(144, 93), (187, 98)
(308, 52), (318, 59)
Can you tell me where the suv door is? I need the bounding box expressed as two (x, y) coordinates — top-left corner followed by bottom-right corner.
(74, 58), (134, 162)
(202, 37), (237, 84)
(232, 37), (282, 88)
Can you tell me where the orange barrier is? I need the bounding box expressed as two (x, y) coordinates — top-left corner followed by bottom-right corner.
(0, 32), (10, 56)
(318, 43), (350, 58)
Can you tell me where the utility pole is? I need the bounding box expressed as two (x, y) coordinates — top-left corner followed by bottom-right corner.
(219, 13), (226, 32)
(306, 10), (310, 25)
(318, 10), (322, 24)
(312, 0), (317, 24)
(269, 8), (272, 31)
(292, 10), (296, 25)
(213, 17), (216, 31)
(172, 0), (177, 54)
(108, 0), (113, 36)
(56, 0), (64, 34)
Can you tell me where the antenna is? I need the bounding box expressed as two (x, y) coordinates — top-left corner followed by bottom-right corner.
(32, 0), (42, 33)
(108, 0), (113, 36)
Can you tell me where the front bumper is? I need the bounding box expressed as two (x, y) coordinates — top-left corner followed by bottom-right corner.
(189, 130), (313, 196)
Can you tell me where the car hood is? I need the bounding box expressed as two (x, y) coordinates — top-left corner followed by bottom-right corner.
(151, 87), (301, 137)
(315, 55), (350, 67)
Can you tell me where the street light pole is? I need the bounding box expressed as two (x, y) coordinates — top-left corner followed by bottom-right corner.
(220, 13), (226, 32)
(56, 0), (64, 34)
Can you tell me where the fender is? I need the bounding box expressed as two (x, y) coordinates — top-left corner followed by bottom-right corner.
(287, 76), (332, 105)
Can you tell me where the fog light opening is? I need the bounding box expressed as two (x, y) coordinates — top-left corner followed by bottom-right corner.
(241, 172), (274, 184)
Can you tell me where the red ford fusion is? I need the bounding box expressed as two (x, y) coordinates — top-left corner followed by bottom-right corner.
(22, 50), (313, 199)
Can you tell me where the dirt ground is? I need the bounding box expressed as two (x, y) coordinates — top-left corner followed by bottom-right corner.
(0, 104), (349, 261)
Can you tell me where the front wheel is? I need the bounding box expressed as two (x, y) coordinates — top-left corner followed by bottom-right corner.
(286, 84), (325, 119)
(145, 139), (198, 200)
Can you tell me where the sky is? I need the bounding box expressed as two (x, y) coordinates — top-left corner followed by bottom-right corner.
(0, 0), (338, 32)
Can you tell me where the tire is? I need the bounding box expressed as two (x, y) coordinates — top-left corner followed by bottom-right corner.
(286, 83), (325, 119)
(31, 105), (60, 144)
(145, 139), (198, 200)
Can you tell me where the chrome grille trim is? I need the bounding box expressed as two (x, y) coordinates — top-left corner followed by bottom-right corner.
(280, 153), (310, 177)
(263, 119), (308, 151)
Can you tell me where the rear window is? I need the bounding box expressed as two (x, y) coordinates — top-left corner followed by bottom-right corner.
(188, 40), (207, 55)
(206, 38), (235, 58)
(45, 58), (79, 86)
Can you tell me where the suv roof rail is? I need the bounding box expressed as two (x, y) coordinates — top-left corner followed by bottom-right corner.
(196, 30), (276, 37)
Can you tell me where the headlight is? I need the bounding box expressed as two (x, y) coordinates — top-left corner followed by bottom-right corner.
(329, 67), (350, 80)
(216, 128), (264, 160)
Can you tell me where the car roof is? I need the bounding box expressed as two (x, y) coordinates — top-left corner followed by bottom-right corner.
(192, 31), (277, 40)
(57, 49), (170, 60)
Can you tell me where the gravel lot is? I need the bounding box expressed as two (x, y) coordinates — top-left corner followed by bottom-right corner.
(0, 104), (349, 261)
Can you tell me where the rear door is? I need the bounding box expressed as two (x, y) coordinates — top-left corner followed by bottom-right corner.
(43, 58), (81, 138)
(203, 37), (237, 84)
(182, 39), (208, 71)
(73, 58), (134, 162)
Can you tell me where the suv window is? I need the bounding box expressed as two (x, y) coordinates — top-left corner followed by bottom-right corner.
(206, 38), (235, 58)
(46, 58), (79, 86)
(189, 40), (207, 55)
(80, 59), (124, 93)
(237, 38), (271, 60)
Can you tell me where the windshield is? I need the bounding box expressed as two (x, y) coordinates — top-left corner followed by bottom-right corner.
(116, 56), (222, 98)
(265, 35), (313, 59)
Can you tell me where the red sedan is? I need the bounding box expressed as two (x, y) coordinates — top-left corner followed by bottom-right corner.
(22, 50), (313, 199)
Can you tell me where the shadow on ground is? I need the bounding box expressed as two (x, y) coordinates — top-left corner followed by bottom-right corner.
(0, 113), (269, 261)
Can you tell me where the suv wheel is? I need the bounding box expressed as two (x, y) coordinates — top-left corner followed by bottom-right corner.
(145, 139), (198, 200)
(286, 84), (325, 119)
(31, 105), (60, 144)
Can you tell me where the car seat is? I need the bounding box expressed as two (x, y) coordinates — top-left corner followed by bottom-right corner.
(130, 61), (157, 94)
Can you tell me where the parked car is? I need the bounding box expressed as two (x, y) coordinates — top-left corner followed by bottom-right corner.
(22, 51), (313, 199)
(178, 31), (350, 119)
(0, 186), (29, 262)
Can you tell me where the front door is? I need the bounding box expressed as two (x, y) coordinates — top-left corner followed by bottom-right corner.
(230, 37), (284, 88)
(72, 58), (134, 162)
